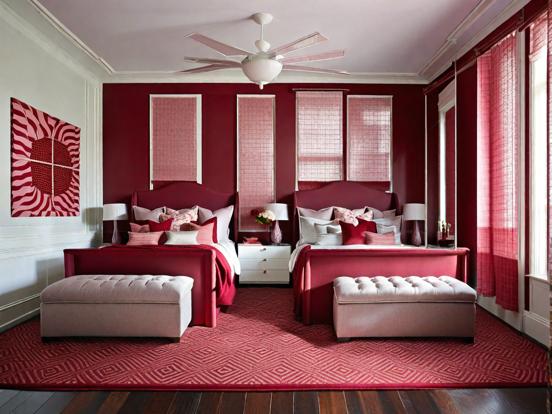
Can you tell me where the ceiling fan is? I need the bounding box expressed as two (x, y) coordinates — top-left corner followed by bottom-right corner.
(180, 12), (348, 89)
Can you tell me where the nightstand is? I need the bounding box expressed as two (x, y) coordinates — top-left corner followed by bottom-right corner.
(238, 244), (291, 285)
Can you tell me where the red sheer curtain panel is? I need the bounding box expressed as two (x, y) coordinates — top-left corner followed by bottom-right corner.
(476, 32), (520, 311)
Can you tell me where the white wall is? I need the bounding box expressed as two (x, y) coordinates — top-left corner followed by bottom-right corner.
(0, 1), (103, 331)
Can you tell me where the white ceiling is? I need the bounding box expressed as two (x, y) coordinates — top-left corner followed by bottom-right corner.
(35, 0), (516, 81)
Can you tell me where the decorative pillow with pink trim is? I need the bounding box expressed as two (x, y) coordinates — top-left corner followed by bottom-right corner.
(182, 217), (218, 244)
(159, 206), (199, 231)
(333, 207), (374, 226)
(364, 231), (398, 245)
(132, 206), (165, 221)
(127, 231), (163, 246)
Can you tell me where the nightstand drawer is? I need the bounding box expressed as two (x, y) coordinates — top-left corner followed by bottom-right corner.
(240, 269), (289, 284)
(240, 258), (289, 271)
(238, 245), (290, 260)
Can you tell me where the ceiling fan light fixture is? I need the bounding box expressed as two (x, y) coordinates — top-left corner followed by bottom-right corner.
(241, 56), (282, 89)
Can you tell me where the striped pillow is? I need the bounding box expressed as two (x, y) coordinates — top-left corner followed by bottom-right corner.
(364, 231), (397, 245)
(127, 231), (163, 246)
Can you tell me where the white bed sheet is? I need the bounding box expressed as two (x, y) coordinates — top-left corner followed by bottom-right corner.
(213, 239), (241, 275)
(288, 243), (419, 272)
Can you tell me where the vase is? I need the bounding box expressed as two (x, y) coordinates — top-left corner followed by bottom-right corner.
(271, 220), (282, 244)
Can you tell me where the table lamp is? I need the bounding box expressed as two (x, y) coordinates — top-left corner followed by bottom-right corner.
(264, 203), (289, 244)
(103, 203), (128, 244)
(403, 203), (425, 246)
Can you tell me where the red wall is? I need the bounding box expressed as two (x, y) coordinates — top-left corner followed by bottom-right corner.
(103, 82), (426, 241)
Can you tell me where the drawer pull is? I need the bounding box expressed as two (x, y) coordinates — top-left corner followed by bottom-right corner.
(262, 258), (267, 262)
(263, 270), (267, 274)
(260, 247), (267, 252)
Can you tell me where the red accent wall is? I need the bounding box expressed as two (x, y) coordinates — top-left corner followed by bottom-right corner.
(103, 83), (425, 242)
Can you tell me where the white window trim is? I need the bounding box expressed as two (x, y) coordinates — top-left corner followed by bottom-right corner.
(346, 95), (394, 191)
(236, 94), (276, 232)
(149, 94), (202, 189)
(437, 82), (455, 236)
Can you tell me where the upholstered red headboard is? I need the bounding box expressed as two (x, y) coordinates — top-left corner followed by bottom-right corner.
(130, 182), (239, 242)
(292, 181), (399, 244)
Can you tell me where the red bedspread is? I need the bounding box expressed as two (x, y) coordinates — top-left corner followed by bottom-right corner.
(103, 245), (236, 306)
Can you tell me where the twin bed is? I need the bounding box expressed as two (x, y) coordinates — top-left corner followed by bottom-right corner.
(64, 181), (469, 328)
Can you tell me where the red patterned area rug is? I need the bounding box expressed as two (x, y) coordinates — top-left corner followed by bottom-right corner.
(0, 288), (546, 390)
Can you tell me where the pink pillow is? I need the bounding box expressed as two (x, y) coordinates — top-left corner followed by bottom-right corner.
(184, 217), (217, 244)
(364, 231), (397, 245)
(160, 206), (199, 231)
(130, 223), (149, 233)
(333, 207), (374, 226)
(127, 231), (163, 246)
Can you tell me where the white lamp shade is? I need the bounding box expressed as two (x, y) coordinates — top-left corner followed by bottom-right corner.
(403, 203), (425, 221)
(264, 203), (289, 221)
(103, 203), (128, 221)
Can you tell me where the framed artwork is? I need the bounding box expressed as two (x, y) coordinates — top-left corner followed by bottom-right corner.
(11, 98), (80, 217)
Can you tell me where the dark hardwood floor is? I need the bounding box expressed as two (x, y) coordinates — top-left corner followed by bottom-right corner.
(0, 388), (547, 414)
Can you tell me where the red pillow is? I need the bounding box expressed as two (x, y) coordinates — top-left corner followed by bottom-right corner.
(340, 218), (377, 245)
(148, 218), (173, 232)
(182, 217), (218, 243)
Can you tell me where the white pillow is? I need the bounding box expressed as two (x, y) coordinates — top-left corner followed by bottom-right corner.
(314, 222), (343, 246)
(367, 207), (397, 220)
(198, 205), (234, 242)
(376, 224), (401, 244)
(133, 206), (165, 221)
(298, 216), (334, 245)
(297, 207), (333, 221)
(165, 230), (199, 245)
(373, 215), (402, 230)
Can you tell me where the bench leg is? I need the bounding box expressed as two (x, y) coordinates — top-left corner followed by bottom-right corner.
(171, 337), (181, 343)
(463, 337), (475, 344)
(336, 337), (351, 343)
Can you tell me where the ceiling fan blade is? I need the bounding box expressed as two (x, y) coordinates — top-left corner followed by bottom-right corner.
(270, 32), (328, 56)
(280, 50), (345, 65)
(183, 56), (241, 66)
(178, 64), (233, 74)
(186, 33), (251, 56)
(283, 64), (349, 75)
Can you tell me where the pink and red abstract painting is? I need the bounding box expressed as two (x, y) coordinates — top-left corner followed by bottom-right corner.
(11, 98), (80, 217)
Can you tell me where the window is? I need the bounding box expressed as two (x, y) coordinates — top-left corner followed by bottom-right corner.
(149, 95), (201, 187)
(237, 95), (275, 231)
(347, 96), (392, 183)
(296, 91), (343, 187)
(437, 82), (455, 237)
(528, 14), (548, 279)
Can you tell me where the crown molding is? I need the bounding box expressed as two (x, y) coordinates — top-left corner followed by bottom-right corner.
(421, 0), (529, 82)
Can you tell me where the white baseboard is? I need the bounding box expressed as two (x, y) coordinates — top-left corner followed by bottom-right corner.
(523, 311), (550, 347)
(0, 308), (39, 333)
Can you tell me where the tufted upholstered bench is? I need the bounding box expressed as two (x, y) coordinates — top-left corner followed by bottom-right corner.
(333, 276), (476, 342)
(41, 274), (193, 342)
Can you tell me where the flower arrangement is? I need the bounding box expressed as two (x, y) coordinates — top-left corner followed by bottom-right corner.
(437, 219), (452, 240)
(254, 209), (276, 225)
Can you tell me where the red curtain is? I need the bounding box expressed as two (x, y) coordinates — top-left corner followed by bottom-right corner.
(445, 108), (456, 234)
(548, 5), (551, 279)
(476, 32), (519, 311)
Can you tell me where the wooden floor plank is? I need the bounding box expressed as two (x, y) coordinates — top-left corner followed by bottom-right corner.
(0, 389), (21, 407)
(318, 391), (347, 414)
(142, 392), (177, 414)
(61, 391), (110, 414)
(244, 392), (271, 414)
(167, 392), (201, 414)
(447, 389), (506, 414)
(116, 391), (151, 414)
(398, 390), (441, 414)
(377, 391), (407, 414)
(344, 390), (384, 414)
(0, 391), (34, 412)
(12, 391), (53, 414)
(197, 392), (223, 414)
(428, 390), (460, 414)
(97, 392), (130, 414)
(294, 391), (319, 414)
(489, 388), (548, 414)
(35, 392), (77, 414)
(219, 392), (246, 414)
(270, 392), (293, 414)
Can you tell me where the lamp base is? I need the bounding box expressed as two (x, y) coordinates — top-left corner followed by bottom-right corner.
(270, 220), (282, 245)
(111, 220), (121, 245)
(411, 220), (422, 247)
